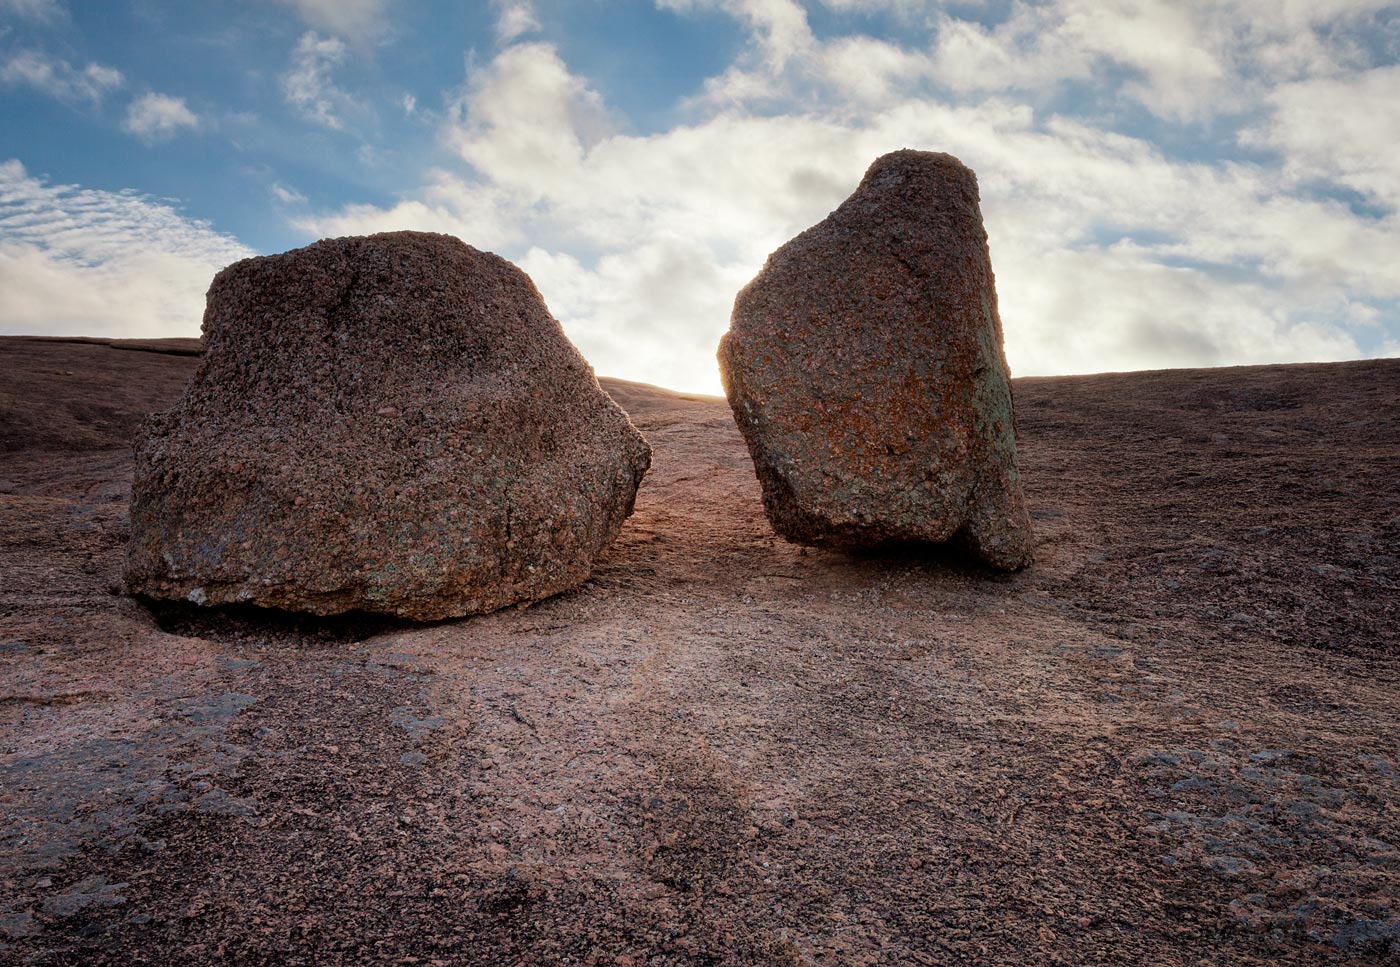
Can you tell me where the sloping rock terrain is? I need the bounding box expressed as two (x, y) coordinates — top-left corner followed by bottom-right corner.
(2, 335), (1398, 965)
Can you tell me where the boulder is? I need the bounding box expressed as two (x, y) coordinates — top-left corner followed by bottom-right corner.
(125, 231), (651, 619)
(717, 150), (1033, 569)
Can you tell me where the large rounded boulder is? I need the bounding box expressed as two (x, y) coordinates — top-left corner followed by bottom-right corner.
(125, 231), (651, 619)
(718, 150), (1033, 569)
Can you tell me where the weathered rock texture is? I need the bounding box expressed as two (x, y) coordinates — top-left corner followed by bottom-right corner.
(718, 149), (1033, 569)
(125, 231), (650, 619)
(7, 337), (1400, 964)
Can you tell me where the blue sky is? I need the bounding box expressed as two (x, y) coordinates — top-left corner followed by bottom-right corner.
(2, 0), (1398, 393)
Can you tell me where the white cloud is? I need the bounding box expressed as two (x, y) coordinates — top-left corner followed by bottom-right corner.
(933, 5), (1224, 121)
(289, 4), (1397, 393)
(821, 35), (932, 104)
(282, 30), (356, 130)
(0, 0), (64, 23)
(0, 48), (122, 104)
(494, 0), (539, 43)
(443, 43), (613, 197)
(994, 243), (1363, 376)
(1244, 65), (1400, 210)
(277, 0), (392, 43)
(663, 0), (819, 107)
(0, 159), (254, 339)
(294, 167), (527, 250)
(724, 0), (812, 67)
(519, 239), (754, 393)
(122, 92), (199, 143)
(400, 92), (416, 114)
(270, 182), (308, 205)
(925, 0), (1397, 123)
(816, 0), (932, 16)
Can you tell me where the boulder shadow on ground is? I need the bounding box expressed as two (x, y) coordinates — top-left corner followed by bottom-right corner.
(828, 537), (1026, 581)
(139, 597), (420, 647)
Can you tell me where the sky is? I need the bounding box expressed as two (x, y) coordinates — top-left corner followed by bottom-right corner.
(1, 0), (1398, 394)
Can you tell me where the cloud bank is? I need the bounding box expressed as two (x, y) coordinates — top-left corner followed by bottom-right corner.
(2, 0), (1395, 392)
(294, 0), (1396, 392)
(0, 160), (254, 339)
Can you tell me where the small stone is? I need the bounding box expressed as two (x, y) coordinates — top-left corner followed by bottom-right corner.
(1202, 855), (1257, 877)
(0, 911), (38, 939)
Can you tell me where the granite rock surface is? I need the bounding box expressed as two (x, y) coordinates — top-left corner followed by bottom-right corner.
(124, 231), (650, 619)
(5, 336), (1399, 964)
(718, 149), (1033, 569)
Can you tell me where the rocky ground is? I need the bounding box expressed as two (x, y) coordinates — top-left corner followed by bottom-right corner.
(1, 335), (1396, 966)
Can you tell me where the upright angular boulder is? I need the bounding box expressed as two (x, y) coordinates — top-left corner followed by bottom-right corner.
(718, 150), (1033, 569)
(125, 231), (650, 620)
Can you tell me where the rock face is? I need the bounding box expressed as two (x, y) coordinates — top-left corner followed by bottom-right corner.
(125, 231), (651, 620)
(718, 150), (1033, 569)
